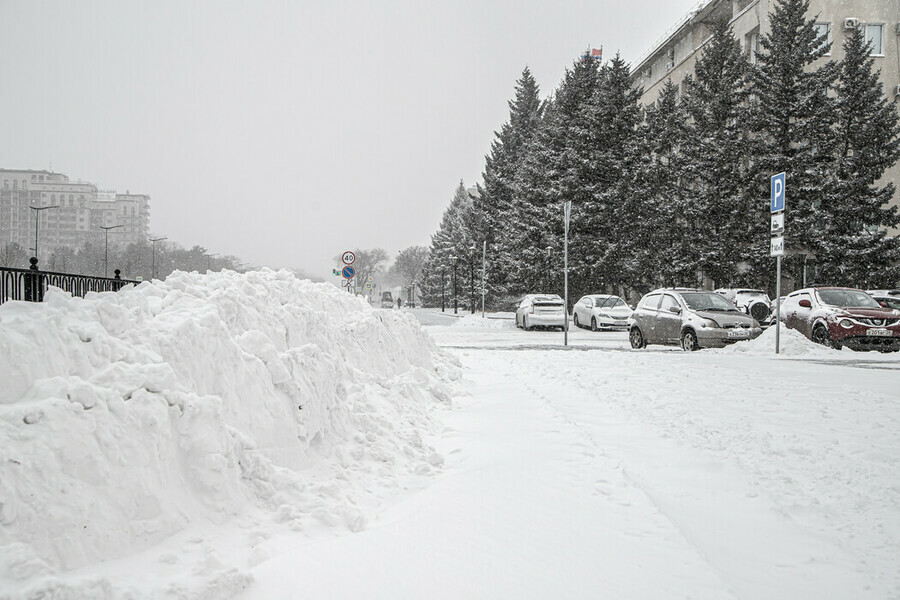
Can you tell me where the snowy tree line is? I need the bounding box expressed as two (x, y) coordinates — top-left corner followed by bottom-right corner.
(0, 239), (244, 280)
(420, 0), (900, 310)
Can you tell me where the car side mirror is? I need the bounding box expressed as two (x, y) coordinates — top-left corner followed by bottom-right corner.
(798, 299), (811, 308)
(669, 306), (682, 314)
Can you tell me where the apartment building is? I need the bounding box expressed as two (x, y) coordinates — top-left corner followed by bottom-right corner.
(0, 169), (151, 256)
(631, 0), (900, 219)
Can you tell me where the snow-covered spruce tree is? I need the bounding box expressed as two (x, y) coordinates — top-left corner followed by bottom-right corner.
(682, 20), (764, 288)
(581, 53), (644, 299)
(512, 53), (604, 300)
(627, 80), (693, 291)
(819, 24), (900, 287)
(750, 0), (839, 287)
(476, 67), (544, 307)
(419, 181), (474, 308)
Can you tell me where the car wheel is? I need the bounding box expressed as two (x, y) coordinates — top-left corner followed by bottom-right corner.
(812, 324), (838, 349)
(573, 313), (580, 328)
(629, 326), (646, 349)
(681, 329), (700, 351)
(591, 317), (598, 332)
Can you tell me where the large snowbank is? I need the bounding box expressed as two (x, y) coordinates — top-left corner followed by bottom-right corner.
(0, 269), (457, 598)
(717, 324), (837, 356)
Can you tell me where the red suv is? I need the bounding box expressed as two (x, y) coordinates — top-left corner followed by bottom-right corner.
(780, 287), (900, 351)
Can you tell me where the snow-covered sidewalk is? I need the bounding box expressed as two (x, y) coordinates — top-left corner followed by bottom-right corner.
(242, 325), (899, 599)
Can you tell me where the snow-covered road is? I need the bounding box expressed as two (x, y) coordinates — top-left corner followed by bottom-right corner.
(242, 314), (900, 600)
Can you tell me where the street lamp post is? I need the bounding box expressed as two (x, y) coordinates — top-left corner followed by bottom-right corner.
(563, 201), (572, 347)
(150, 236), (167, 280)
(441, 269), (446, 312)
(481, 240), (486, 319)
(450, 256), (458, 314)
(397, 251), (403, 308)
(30, 205), (60, 262)
(100, 225), (123, 277)
(469, 246), (476, 314)
(545, 245), (552, 291)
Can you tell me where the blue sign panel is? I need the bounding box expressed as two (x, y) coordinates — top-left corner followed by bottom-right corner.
(770, 172), (785, 213)
(342, 265), (355, 279)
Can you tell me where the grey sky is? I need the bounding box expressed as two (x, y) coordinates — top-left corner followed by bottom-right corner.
(0, 0), (700, 276)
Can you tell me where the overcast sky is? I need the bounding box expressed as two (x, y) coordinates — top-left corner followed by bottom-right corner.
(0, 0), (700, 276)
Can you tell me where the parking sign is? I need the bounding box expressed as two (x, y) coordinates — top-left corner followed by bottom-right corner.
(771, 172), (785, 213)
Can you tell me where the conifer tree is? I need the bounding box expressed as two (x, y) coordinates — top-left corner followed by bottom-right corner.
(751, 0), (839, 287)
(820, 24), (900, 287)
(683, 20), (762, 288)
(477, 68), (544, 304)
(419, 181), (473, 307)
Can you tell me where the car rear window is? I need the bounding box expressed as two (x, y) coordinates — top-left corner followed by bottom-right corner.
(818, 289), (880, 308)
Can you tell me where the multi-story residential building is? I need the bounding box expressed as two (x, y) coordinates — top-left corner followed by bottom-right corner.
(0, 169), (151, 258)
(631, 0), (900, 223)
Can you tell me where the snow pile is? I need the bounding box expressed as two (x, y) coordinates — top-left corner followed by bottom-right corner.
(717, 324), (836, 356)
(0, 269), (457, 599)
(451, 314), (514, 329)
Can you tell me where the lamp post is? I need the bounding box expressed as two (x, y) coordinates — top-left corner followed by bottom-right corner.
(441, 268), (446, 312)
(100, 224), (123, 277)
(563, 201), (572, 347)
(545, 245), (552, 291)
(30, 205), (60, 262)
(450, 256), (458, 314)
(469, 245), (476, 314)
(481, 240), (486, 319)
(397, 250), (403, 308)
(150, 236), (167, 280)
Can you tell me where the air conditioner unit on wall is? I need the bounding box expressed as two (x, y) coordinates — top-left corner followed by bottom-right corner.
(843, 17), (859, 30)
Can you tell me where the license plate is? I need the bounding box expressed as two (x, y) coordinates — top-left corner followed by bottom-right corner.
(866, 328), (891, 337)
(727, 329), (750, 338)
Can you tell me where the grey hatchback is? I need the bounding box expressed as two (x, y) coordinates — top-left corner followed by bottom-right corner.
(629, 288), (763, 350)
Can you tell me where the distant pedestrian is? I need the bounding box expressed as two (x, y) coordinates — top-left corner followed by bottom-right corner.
(397, 297), (403, 309)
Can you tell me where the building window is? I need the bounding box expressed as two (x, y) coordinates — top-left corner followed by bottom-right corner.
(862, 24), (884, 56)
(746, 31), (760, 64)
(813, 22), (832, 55)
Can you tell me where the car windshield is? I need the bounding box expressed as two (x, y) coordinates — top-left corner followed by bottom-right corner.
(680, 292), (738, 312)
(601, 297), (628, 309)
(818, 289), (881, 308)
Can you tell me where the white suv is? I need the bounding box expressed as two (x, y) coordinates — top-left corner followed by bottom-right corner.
(515, 294), (567, 331)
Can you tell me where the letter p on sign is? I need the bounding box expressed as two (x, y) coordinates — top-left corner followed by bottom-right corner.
(771, 172), (785, 213)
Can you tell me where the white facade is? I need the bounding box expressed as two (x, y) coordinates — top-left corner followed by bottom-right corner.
(0, 168), (151, 256)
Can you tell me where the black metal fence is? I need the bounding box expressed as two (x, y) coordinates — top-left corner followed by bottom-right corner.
(0, 258), (140, 305)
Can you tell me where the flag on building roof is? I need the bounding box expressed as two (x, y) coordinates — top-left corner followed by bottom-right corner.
(590, 47), (603, 59)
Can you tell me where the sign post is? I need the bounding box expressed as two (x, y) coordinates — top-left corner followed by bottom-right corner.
(770, 172), (786, 355)
(563, 201), (572, 347)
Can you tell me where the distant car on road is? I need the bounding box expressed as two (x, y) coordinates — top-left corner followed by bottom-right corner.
(781, 287), (900, 351)
(516, 294), (567, 331)
(572, 294), (633, 331)
(867, 289), (900, 311)
(714, 288), (772, 324)
(630, 288), (762, 351)
(380, 291), (393, 309)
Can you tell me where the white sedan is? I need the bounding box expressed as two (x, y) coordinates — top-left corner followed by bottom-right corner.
(572, 294), (633, 331)
(515, 294), (567, 331)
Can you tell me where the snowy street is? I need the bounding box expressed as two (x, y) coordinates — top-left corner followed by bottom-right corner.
(243, 311), (900, 600)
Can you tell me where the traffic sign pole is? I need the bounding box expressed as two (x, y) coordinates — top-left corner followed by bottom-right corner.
(770, 173), (786, 355)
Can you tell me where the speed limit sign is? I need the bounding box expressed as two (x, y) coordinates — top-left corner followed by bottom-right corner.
(342, 251), (356, 265)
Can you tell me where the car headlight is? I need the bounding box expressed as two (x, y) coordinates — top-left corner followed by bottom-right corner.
(840, 319), (853, 329)
(698, 318), (718, 329)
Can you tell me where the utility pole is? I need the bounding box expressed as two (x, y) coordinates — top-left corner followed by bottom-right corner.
(150, 236), (167, 280)
(100, 224), (123, 277)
